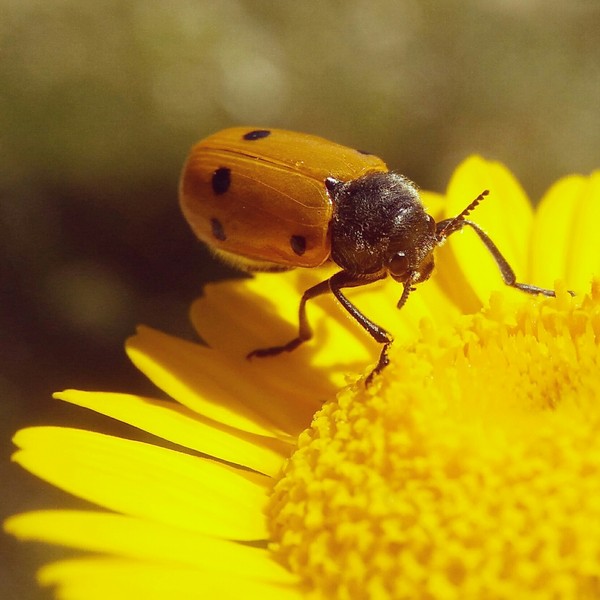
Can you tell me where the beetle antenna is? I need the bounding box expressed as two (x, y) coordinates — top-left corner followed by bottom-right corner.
(436, 189), (490, 242)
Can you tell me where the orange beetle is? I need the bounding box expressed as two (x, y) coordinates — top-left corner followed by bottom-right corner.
(180, 127), (558, 383)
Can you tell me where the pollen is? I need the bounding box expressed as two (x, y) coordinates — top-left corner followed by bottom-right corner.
(268, 282), (600, 599)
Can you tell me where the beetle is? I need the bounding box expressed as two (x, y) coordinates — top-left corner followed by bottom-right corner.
(179, 127), (558, 383)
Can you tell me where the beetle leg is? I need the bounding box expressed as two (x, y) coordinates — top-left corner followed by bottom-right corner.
(247, 270), (393, 384)
(441, 218), (573, 297)
(247, 278), (332, 359)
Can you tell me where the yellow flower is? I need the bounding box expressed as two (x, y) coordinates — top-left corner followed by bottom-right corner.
(5, 157), (600, 600)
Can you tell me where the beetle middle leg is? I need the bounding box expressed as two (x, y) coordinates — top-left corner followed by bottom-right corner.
(247, 270), (392, 384)
(247, 278), (332, 360)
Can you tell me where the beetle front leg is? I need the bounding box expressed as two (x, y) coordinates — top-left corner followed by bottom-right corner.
(440, 218), (574, 297)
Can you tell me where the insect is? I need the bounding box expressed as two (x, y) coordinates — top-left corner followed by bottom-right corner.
(179, 127), (558, 384)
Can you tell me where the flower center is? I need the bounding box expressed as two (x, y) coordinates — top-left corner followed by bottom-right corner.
(267, 283), (600, 599)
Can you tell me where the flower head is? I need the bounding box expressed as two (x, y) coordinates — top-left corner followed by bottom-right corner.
(5, 157), (600, 599)
(270, 282), (600, 599)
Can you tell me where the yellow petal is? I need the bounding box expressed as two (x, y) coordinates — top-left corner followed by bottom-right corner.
(531, 171), (600, 292)
(54, 389), (288, 477)
(38, 558), (303, 600)
(420, 190), (446, 219)
(568, 171), (600, 286)
(6, 510), (296, 583)
(126, 325), (316, 438)
(191, 275), (306, 355)
(12, 427), (269, 540)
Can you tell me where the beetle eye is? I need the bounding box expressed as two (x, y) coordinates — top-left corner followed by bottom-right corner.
(388, 252), (410, 281)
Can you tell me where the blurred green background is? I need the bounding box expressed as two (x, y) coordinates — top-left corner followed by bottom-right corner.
(2, 1), (599, 598)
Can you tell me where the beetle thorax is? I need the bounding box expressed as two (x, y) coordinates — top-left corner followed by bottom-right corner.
(328, 172), (437, 281)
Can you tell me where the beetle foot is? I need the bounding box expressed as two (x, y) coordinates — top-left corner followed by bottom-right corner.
(365, 343), (391, 387)
(247, 337), (304, 360)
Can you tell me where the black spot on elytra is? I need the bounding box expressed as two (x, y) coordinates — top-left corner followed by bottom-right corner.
(243, 130), (271, 141)
(212, 167), (231, 195)
(290, 235), (306, 256)
(211, 218), (226, 241)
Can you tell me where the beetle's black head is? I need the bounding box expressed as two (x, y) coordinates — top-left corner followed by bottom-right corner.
(327, 172), (437, 285)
